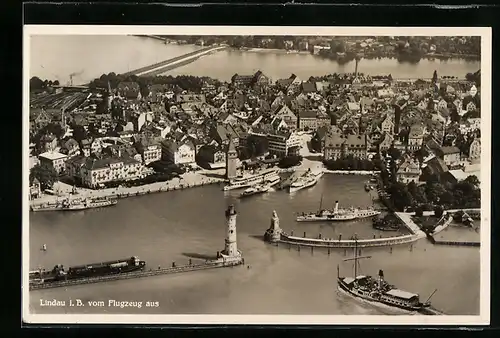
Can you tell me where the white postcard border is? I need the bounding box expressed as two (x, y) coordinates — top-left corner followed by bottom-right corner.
(22, 25), (492, 326)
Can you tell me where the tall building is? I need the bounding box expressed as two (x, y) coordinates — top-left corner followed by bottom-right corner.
(225, 137), (238, 180)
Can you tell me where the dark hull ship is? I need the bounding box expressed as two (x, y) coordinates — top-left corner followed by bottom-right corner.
(337, 238), (435, 312)
(29, 256), (146, 285)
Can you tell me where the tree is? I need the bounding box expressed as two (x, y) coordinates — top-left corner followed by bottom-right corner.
(30, 76), (46, 91)
(432, 70), (438, 84)
(387, 147), (402, 161)
(464, 175), (480, 188)
(434, 205), (444, 218)
(415, 206), (424, 217)
(30, 164), (58, 190)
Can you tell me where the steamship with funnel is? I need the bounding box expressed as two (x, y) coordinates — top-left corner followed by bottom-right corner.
(296, 197), (380, 222)
(223, 168), (280, 191)
(337, 236), (436, 311)
(288, 168), (324, 193)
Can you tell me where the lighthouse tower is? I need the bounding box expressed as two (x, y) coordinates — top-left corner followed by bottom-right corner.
(221, 205), (240, 258)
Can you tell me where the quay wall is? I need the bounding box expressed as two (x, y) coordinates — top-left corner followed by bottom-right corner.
(432, 240), (480, 247)
(30, 259), (244, 291)
(30, 176), (224, 208)
(277, 233), (421, 249)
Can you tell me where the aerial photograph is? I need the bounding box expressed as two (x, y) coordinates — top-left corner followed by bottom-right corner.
(25, 30), (485, 322)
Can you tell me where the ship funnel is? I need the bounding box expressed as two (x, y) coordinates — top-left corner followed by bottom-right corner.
(334, 201), (339, 213)
(378, 269), (384, 289)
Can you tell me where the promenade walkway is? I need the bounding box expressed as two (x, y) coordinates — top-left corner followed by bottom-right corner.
(30, 170), (226, 207)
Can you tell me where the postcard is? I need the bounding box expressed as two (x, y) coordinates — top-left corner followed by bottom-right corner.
(23, 25), (491, 325)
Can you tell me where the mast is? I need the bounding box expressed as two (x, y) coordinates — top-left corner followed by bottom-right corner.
(425, 289), (438, 304)
(354, 235), (358, 278)
(319, 194), (323, 211)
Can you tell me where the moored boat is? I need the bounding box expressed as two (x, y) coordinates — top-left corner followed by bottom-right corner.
(31, 196), (117, 212)
(296, 199), (381, 222)
(288, 169), (324, 193)
(223, 168), (280, 191)
(337, 238), (435, 311)
(239, 176), (281, 198)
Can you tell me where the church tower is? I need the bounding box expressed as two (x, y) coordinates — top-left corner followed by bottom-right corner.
(222, 205), (238, 257)
(225, 137), (238, 180)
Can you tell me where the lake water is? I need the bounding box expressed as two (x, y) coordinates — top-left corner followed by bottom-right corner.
(28, 175), (480, 315)
(29, 35), (481, 85)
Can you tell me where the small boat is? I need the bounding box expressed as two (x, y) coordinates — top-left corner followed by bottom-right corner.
(42, 244), (47, 251)
(365, 183), (371, 192)
(239, 184), (270, 198)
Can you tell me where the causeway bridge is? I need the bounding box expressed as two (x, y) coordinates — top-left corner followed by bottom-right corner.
(121, 45), (227, 77)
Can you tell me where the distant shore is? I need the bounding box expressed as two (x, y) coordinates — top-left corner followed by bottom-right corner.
(243, 48), (310, 55)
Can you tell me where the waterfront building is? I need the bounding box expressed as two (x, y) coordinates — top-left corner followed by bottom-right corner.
(161, 138), (196, 165)
(196, 144), (226, 169)
(225, 138), (238, 180)
(29, 178), (41, 200)
(266, 131), (302, 157)
(396, 159), (421, 184)
(80, 156), (143, 188)
(65, 155), (87, 180)
(38, 151), (67, 174)
(134, 137), (162, 165)
(323, 133), (368, 161)
(436, 146), (461, 166)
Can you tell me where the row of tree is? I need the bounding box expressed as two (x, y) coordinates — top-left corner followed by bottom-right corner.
(30, 77), (60, 91)
(89, 73), (223, 96)
(383, 173), (480, 212)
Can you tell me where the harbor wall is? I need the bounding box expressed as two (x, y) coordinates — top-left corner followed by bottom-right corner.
(277, 233), (421, 249)
(30, 177), (223, 209)
(30, 258), (244, 291)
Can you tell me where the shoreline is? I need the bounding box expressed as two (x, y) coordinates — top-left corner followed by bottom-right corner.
(29, 168), (381, 208)
(29, 170), (226, 208)
(243, 47), (310, 55)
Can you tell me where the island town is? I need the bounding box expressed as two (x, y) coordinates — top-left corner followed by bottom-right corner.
(27, 34), (483, 316)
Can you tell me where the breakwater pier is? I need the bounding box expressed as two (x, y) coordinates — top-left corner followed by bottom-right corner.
(29, 205), (244, 291)
(263, 210), (426, 249)
(30, 259), (243, 291)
